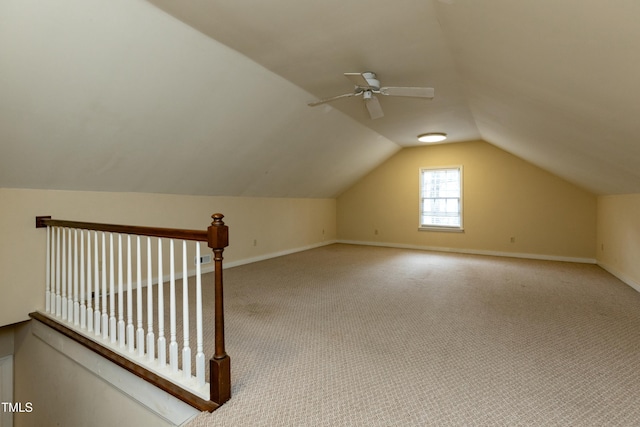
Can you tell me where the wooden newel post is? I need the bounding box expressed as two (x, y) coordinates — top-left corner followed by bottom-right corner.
(207, 213), (231, 405)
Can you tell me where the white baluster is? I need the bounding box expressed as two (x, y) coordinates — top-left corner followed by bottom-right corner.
(86, 230), (93, 332)
(61, 228), (67, 320)
(56, 227), (62, 317)
(182, 240), (191, 380)
(67, 229), (73, 321)
(117, 234), (125, 347)
(109, 233), (116, 344)
(95, 231), (102, 336)
(73, 229), (79, 325)
(51, 227), (57, 314)
(195, 243), (205, 386)
(45, 226), (51, 313)
(52, 227), (57, 313)
(127, 235), (134, 352)
(169, 240), (178, 372)
(146, 236), (155, 362)
(80, 229), (86, 329)
(101, 232), (108, 340)
(52, 228), (58, 314)
(157, 238), (166, 367)
(136, 236), (144, 357)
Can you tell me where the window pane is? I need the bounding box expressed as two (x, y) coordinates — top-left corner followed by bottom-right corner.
(421, 198), (460, 226)
(420, 167), (462, 228)
(422, 198), (460, 214)
(421, 215), (461, 227)
(422, 170), (460, 198)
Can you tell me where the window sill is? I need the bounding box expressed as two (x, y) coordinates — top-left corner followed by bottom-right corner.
(418, 226), (464, 233)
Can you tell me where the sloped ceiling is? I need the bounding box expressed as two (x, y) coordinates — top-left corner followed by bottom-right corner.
(0, 0), (399, 198)
(147, 0), (640, 195)
(436, 0), (640, 195)
(2, 0), (640, 197)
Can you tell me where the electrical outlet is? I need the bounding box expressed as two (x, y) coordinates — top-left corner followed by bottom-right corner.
(253, 239), (257, 247)
(195, 254), (212, 265)
(91, 290), (109, 299)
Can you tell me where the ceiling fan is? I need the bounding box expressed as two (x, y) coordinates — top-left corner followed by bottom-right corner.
(308, 72), (434, 120)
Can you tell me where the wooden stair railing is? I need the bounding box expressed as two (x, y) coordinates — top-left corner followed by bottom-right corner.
(34, 214), (231, 412)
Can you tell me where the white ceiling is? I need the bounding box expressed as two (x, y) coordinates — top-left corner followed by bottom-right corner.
(147, 0), (480, 146)
(2, 0), (640, 197)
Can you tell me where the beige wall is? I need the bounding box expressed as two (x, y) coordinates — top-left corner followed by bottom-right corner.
(0, 326), (14, 358)
(13, 321), (178, 427)
(0, 325), (15, 427)
(337, 140), (597, 260)
(0, 188), (336, 326)
(597, 194), (640, 290)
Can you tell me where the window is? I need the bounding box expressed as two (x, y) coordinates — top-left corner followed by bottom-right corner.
(419, 166), (463, 231)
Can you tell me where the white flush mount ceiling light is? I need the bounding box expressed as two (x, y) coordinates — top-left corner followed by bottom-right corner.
(418, 132), (447, 143)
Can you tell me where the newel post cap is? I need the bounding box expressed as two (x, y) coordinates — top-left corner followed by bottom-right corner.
(208, 213), (229, 249)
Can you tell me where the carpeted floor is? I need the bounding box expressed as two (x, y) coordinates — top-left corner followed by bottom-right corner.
(185, 244), (640, 426)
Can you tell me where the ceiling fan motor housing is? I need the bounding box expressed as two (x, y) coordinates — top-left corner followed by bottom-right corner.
(361, 72), (380, 90)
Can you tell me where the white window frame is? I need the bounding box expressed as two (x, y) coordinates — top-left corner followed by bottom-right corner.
(418, 166), (464, 232)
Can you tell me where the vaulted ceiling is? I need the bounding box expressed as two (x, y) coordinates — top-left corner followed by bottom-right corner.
(2, 0), (640, 197)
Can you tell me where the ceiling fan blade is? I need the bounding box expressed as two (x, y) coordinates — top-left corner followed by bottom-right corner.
(365, 95), (384, 120)
(308, 92), (358, 106)
(379, 86), (435, 98)
(344, 72), (371, 88)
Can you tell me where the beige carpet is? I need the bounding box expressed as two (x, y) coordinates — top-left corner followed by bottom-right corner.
(184, 244), (640, 426)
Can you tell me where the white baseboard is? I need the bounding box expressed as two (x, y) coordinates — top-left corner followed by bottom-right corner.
(597, 261), (640, 293)
(100, 241), (336, 296)
(155, 240), (337, 277)
(337, 240), (597, 264)
(224, 240), (337, 269)
(95, 239), (598, 297)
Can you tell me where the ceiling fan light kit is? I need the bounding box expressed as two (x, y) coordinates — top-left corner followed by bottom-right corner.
(418, 132), (447, 143)
(308, 71), (435, 120)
